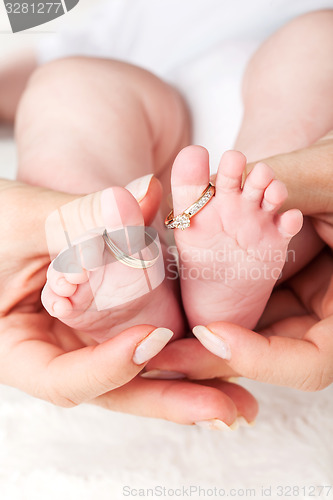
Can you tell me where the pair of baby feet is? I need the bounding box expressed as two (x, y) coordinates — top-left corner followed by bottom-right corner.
(42, 146), (303, 344)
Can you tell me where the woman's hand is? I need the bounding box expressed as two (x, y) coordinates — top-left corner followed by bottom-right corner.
(144, 133), (333, 390)
(0, 179), (258, 426)
(144, 248), (333, 391)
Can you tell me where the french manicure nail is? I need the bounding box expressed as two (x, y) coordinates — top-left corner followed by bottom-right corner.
(125, 174), (154, 202)
(140, 369), (186, 379)
(237, 416), (256, 427)
(192, 326), (231, 360)
(195, 419), (233, 431)
(133, 328), (174, 365)
(229, 419), (240, 431)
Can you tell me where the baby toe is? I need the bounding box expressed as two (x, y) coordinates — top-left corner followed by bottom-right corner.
(63, 269), (89, 285)
(47, 265), (77, 297)
(171, 145), (210, 216)
(215, 150), (247, 194)
(101, 186), (144, 229)
(242, 162), (275, 204)
(41, 283), (73, 318)
(261, 179), (288, 213)
(277, 209), (303, 238)
(102, 186), (147, 253)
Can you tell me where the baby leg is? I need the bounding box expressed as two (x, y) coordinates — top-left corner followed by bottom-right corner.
(16, 57), (190, 202)
(235, 9), (333, 160)
(169, 146), (302, 329)
(234, 10), (333, 276)
(0, 50), (37, 123)
(15, 57), (190, 341)
(169, 11), (333, 330)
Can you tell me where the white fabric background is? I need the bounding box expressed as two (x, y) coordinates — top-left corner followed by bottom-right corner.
(0, 1), (333, 498)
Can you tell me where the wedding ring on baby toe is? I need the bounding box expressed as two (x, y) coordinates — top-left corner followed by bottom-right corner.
(165, 182), (216, 230)
(102, 228), (160, 269)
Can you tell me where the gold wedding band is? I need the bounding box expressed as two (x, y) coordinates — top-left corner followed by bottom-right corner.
(165, 182), (215, 230)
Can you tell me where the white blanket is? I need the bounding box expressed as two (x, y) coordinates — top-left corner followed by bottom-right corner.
(1, 1), (333, 498)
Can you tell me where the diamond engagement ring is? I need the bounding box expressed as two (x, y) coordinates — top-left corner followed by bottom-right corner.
(103, 228), (160, 269)
(164, 182), (216, 230)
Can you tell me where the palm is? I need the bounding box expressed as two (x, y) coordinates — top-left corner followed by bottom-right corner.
(259, 248), (333, 338)
(0, 182), (94, 394)
(0, 181), (260, 424)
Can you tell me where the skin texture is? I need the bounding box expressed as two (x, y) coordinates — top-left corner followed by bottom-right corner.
(41, 185), (185, 343)
(0, 10), (332, 426)
(0, 178), (258, 425)
(170, 146), (302, 329)
(15, 57), (191, 342)
(145, 11), (333, 391)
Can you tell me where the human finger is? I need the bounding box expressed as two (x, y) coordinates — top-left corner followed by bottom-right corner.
(0, 323), (174, 406)
(192, 320), (333, 391)
(142, 338), (238, 380)
(92, 376), (258, 427)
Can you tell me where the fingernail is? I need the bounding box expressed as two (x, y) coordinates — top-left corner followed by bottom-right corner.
(226, 377), (239, 383)
(141, 369), (186, 379)
(236, 416), (256, 428)
(125, 174), (154, 202)
(56, 277), (68, 287)
(229, 419), (240, 431)
(192, 326), (231, 360)
(133, 328), (174, 365)
(52, 301), (62, 314)
(195, 419), (233, 431)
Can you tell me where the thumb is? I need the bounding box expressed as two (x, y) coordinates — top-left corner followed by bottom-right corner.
(45, 176), (162, 259)
(1, 177), (161, 261)
(192, 322), (324, 390)
(125, 174), (163, 226)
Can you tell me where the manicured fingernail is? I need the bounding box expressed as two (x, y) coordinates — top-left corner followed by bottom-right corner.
(195, 419), (233, 431)
(133, 328), (174, 365)
(125, 174), (154, 202)
(236, 416), (256, 428)
(192, 326), (231, 360)
(229, 419), (240, 431)
(141, 369), (186, 379)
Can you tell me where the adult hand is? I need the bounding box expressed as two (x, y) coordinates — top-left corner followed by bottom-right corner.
(144, 248), (333, 391)
(0, 179), (258, 426)
(143, 132), (333, 391)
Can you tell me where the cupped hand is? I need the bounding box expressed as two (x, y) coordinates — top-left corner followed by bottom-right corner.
(145, 248), (333, 391)
(0, 179), (258, 426)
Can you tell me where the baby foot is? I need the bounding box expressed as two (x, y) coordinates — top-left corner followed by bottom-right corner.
(42, 186), (184, 343)
(170, 146), (303, 329)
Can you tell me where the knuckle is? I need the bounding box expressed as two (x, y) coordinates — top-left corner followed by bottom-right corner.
(296, 367), (331, 392)
(43, 385), (79, 408)
(85, 368), (125, 394)
(35, 377), (79, 408)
